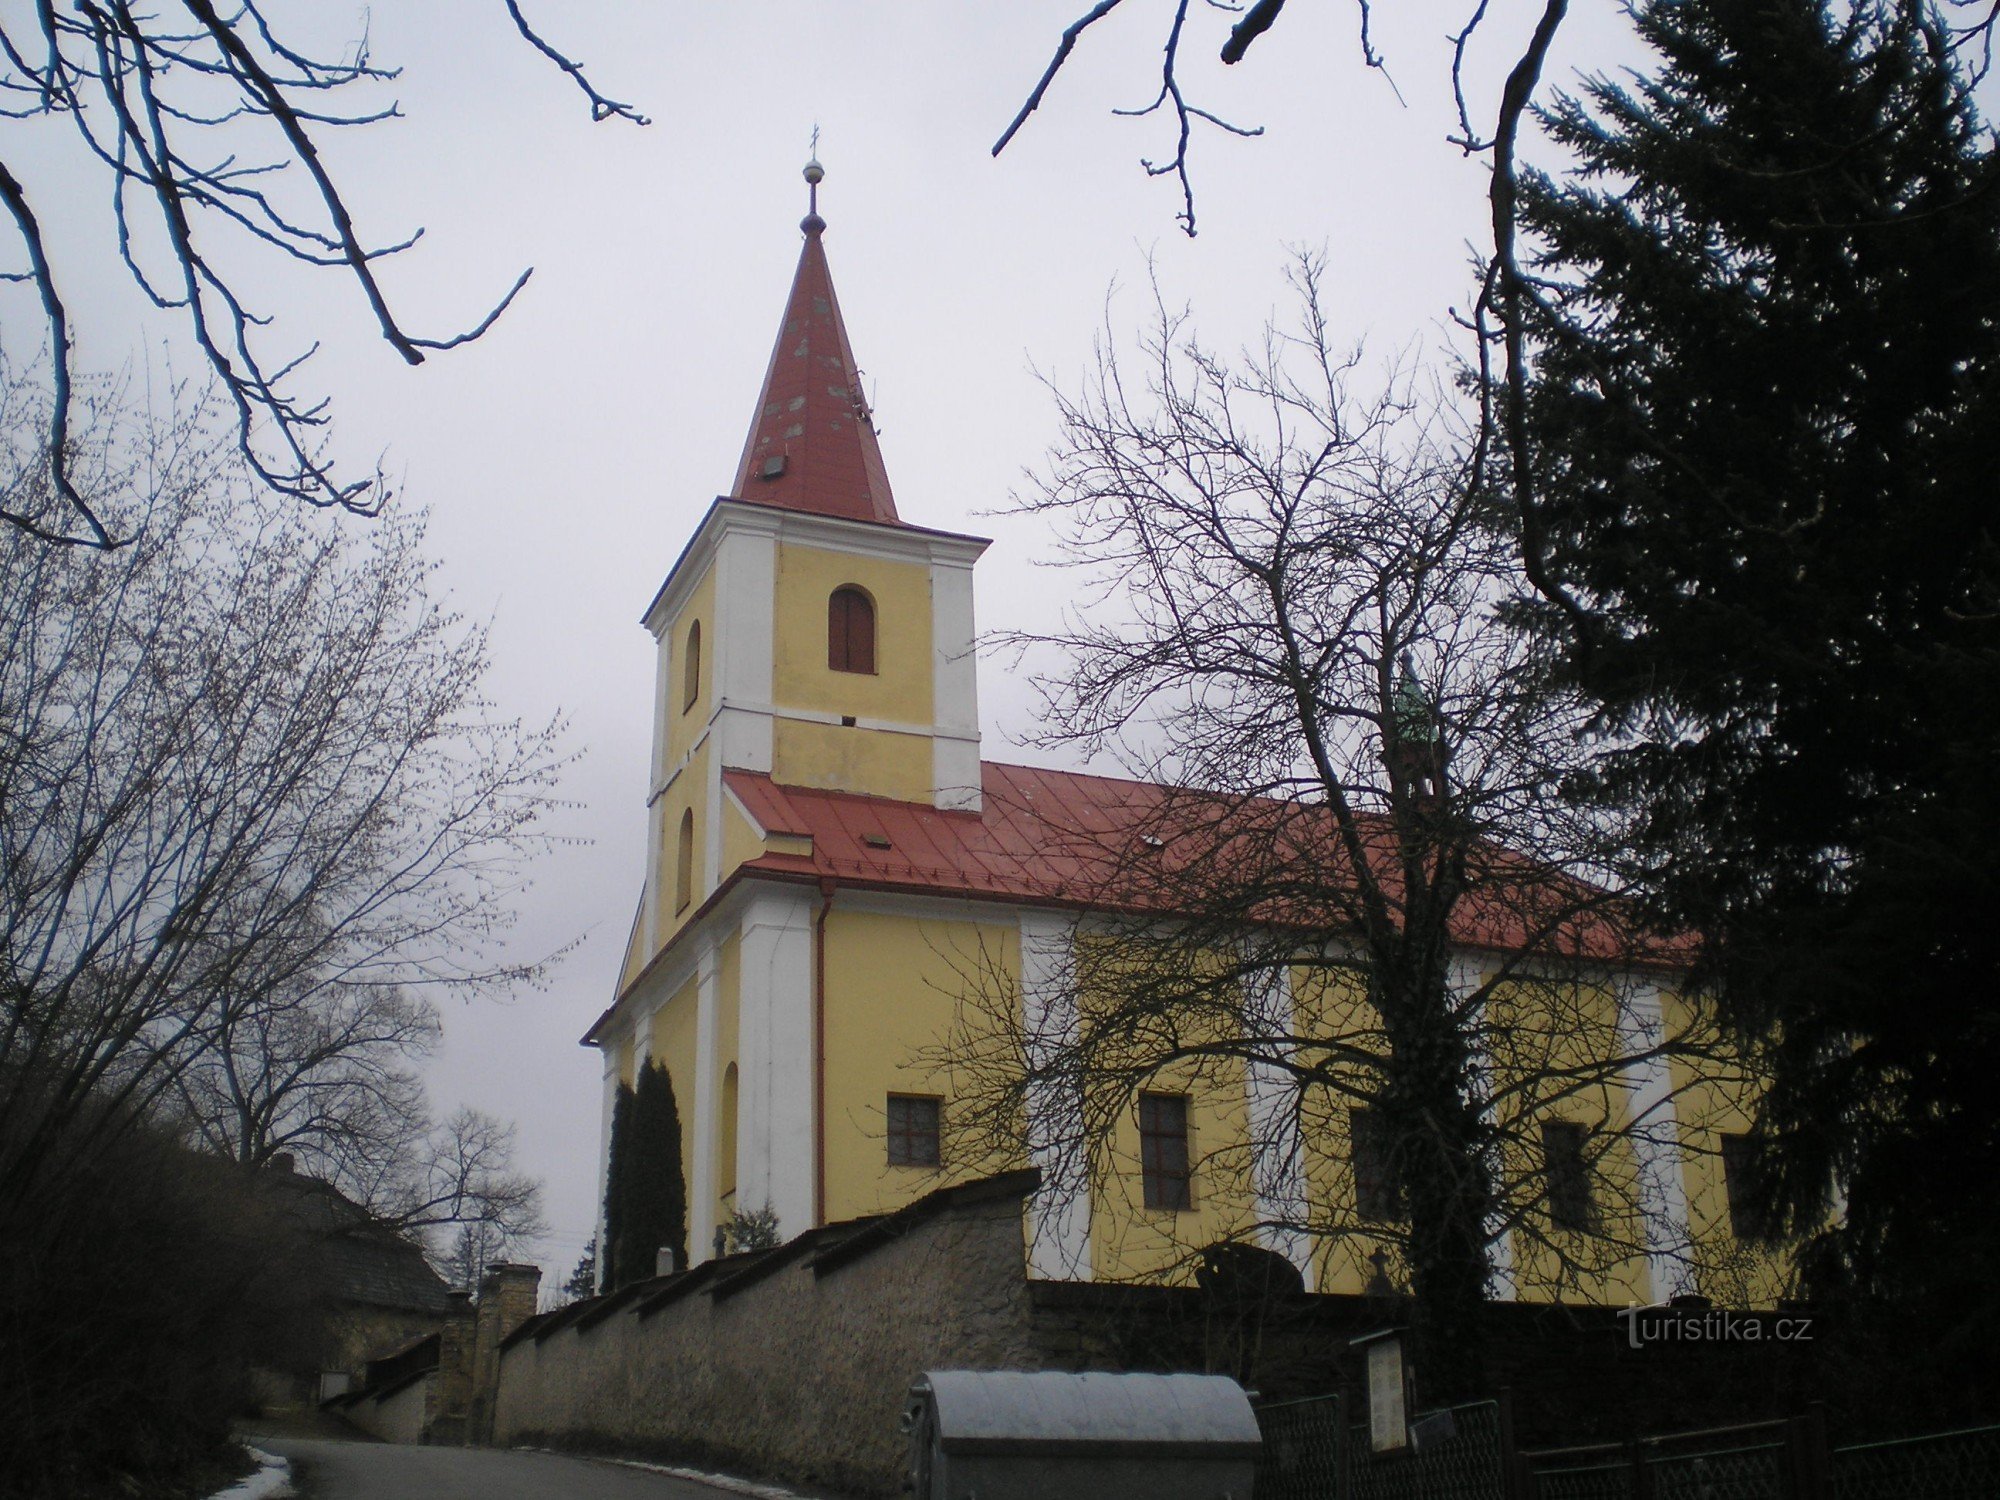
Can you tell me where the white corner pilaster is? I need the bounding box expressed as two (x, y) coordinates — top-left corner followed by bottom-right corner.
(1457, 954), (1519, 1302)
(1243, 958), (1313, 1288)
(1020, 910), (1091, 1280)
(737, 884), (818, 1240)
(1618, 978), (1695, 1302)
(714, 518), (777, 776)
(930, 559), (982, 811)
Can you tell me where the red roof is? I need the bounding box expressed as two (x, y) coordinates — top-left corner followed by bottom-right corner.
(727, 219), (899, 525)
(716, 763), (1674, 965)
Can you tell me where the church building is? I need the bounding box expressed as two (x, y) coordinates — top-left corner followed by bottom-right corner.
(582, 166), (1777, 1307)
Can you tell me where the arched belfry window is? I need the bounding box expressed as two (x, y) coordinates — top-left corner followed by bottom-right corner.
(674, 808), (695, 914)
(683, 620), (702, 712)
(828, 586), (876, 675)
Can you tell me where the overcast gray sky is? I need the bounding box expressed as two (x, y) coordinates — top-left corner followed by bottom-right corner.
(4, 1), (1638, 1286)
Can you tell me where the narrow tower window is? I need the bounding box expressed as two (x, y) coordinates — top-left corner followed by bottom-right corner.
(674, 808), (695, 914)
(1139, 1093), (1192, 1211)
(683, 620), (702, 712)
(828, 586), (876, 675)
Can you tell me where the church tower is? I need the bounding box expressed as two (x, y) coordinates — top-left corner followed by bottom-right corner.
(598, 162), (991, 1262)
(633, 160), (989, 964)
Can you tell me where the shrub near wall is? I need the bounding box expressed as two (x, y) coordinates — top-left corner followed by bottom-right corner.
(494, 1173), (1042, 1496)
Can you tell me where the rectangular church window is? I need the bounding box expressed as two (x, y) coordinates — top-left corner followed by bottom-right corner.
(1350, 1107), (1407, 1223)
(1543, 1120), (1596, 1231)
(887, 1093), (941, 1167)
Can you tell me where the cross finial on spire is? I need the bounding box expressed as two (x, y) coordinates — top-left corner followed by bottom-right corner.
(802, 128), (826, 236)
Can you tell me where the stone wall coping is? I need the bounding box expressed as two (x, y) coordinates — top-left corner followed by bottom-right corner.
(811, 1168), (1041, 1281)
(635, 1259), (724, 1319)
(708, 1234), (823, 1303)
(573, 1277), (665, 1334)
(530, 1300), (596, 1346)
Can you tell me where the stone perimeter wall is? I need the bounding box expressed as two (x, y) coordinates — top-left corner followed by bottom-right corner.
(493, 1176), (1042, 1496)
(492, 1170), (1814, 1496)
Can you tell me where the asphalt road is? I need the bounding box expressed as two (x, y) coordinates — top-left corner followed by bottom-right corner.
(256, 1437), (760, 1500)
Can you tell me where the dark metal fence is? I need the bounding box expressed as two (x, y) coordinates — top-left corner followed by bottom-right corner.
(1256, 1395), (2000, 1500)
(1255, 1394), (1345, 1500)
(1255, 1395), (1511, 1500)
(1347, 1400), (1509, 1500)
(1830, 1422), (2000, 1500)
(1522, 1419), (1795, 1500)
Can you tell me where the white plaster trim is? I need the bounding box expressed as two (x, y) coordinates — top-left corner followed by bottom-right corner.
(1019, 910), (1091, 1281)
(643, 500), (986, 633)
(1617, 979), (1696, 1302)
(757, 505), (989, 569)
(819, 887), (1020, 929)
(1243, 960), (1313, 1289)
(594, 1053), (621, 1293)
(711, 697), (980, 742)
(690, 939), (721, 1265)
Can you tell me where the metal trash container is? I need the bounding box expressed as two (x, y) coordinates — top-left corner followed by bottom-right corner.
(902, 1369), (1261, 1500)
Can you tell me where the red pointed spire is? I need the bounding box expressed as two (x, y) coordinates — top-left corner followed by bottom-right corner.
(728, 161), (899, 526)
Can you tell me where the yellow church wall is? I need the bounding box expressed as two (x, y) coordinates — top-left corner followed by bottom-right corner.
(653, 742), (712, 947)
(1288, 963), (1399, 1296)
(649, 972), (700, 1224)
(1061, 939), (1257, 1282)
(1661, 992), (1791, 1304)
(1481, 973), (1652, 1305)
(772, 542), (933, 725)
(819, 906), (1018, 1224)
(771, 717), (933, 803)
(663, 566), (716, 771)
(714, 933), (741, 1222)
(1087, 1057), (1258, 1284)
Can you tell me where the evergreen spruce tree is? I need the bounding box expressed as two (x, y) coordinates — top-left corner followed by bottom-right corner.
(599, 1082), (635, 1291)
(1507, 0), (2000, 1402)
(614, 1059), (689, 1284)
(562, 1237), (598, 1303)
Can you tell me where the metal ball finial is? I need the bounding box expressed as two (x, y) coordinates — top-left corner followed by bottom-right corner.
(801, 148), (825, 235)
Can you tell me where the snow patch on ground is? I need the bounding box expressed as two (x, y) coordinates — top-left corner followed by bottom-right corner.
(515, 1448), (809, 1499)
(203, 1447), (293, 1500)
(600, 1459), (806, 1499)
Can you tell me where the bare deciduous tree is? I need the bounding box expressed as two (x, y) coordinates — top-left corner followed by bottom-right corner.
(170, 966), (545, 1254)
(937, 258), (1749, 1394)
(0, 3), (644, 547)
(0, 366), (565, 1250)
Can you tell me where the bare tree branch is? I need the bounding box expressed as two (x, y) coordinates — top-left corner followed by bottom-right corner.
(0, 3), (644, 547)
